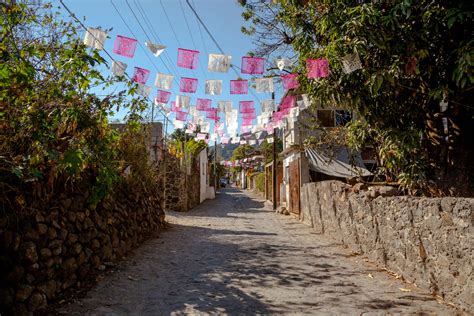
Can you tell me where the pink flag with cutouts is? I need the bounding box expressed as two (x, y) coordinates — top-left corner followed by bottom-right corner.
(206, 108), (219, 121)
(230, 80), (248, 94)
(242, 112), (256, 120)
(242, 118), (254, 126)
(272, 111), (284, 122)
(176, 111), (188, 121)
(239, 101), (255, 113)
(196, 98), (211, 111)
(280, 95), (296, 110)
(170, 101), (178, 112)
(132, 67), (150, 84)
(241, 56), (265, 74)
(179, 77), (198, 93)
(156, 90), (171, 103)
(113, 35), (138, 58)
(281, 73), (299, 90)
(306, 58), (329, 78)
(177, 48), (199, 69)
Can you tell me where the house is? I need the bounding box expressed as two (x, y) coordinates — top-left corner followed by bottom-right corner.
(279, 101), (373, 215)
(110, 121), (163, 163)
(198, 148), (215, 202)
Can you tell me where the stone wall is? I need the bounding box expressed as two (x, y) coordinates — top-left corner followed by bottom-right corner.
(164, 155), (186, 212)
(300, 181), (473, 311)
(163, 154), (201, 212)
(0, 178), (165, 314)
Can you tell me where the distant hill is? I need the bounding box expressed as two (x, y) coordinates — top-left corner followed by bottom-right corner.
(209, 143), (240, 161)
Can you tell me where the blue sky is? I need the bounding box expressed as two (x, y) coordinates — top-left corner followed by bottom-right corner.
(56, 0), (285, 138)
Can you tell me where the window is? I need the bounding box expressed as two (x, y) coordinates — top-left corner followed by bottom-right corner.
(317, 110), (334, 127)
(335, 110), (352, 126)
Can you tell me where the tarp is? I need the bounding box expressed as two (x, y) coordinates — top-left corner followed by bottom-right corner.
(305, 147), (372, 178)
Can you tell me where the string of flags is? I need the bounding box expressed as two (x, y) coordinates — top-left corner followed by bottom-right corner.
(83, 27), (356, 145)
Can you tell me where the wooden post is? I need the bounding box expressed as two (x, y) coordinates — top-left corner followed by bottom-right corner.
(214, 140), (218, 191)
(272, 92), (277, 210)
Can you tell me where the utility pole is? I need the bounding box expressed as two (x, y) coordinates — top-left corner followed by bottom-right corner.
(272, 92), (277, 210)
(214, 139), (218, 191)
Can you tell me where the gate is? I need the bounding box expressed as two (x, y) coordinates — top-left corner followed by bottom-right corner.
(289, 159), (300, 214)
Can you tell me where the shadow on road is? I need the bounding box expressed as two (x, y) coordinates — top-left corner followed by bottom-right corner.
(64, 187), (453, 315)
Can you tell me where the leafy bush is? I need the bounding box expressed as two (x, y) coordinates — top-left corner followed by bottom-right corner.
(255, 172), (265, 193)
(0, 2), (155, 211)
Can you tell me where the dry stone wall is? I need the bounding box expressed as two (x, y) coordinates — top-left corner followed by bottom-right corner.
(0, 178), (165, 314)
(163, 154), (201, 212)
(300, 180), (473, 311)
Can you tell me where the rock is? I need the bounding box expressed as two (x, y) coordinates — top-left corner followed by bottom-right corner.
(68, 233), (78, 244)
(91, 255), (101, 268)
(59, 228), (68, 240)
(78, 263), (90, 279)
(76, 212), (85, 222)
(24, 228), (40, 241)
(77, 250), (86, 265)
(45, 258), (54, 268)
(72, 243), (82, 255)
(25, 273), (35, 284)
(12, 233), (21, 251)
(378, 186), (399, 197)
(38, 280), (57, 299)
(40, 248), (52, 259)
(91, 239), (100, 250)
(0, 230), (13, 250)
(98, 264), (106, 271)
(67, 211), (76, 223)
(62, 273), (77, 290)
(83, 217), (94, 230)
(352, 182), (368, 193)
(49, 239), (63, 254)
(52, 246), (62, 256)
(48, 227), (57, 240)
(37, 223), (48, 235)
(6, 266), (25, 283)
(27, 261), (39, 271)
(35, 214), (45, 223)
(12, 303), (28, 316)
(61, 198), (72, 210)
(62, 257), (77, 272)
(16, 284), (33, 301)
(367, 187), (380, 199)
(0, 287), (14, 310)
(22, 242), (38, 263)
(27, 291), (47, 311)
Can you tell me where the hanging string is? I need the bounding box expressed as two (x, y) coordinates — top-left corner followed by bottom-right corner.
(59, 0), (174, 128)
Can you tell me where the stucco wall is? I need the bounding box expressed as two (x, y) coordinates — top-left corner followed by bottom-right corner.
(300, 180), (473, 311)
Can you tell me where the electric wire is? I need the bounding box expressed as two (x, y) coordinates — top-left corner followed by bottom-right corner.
(132, 0), (182, 78)
(112, 0), (185, 123)
(183, 0), (261, 103)
(59, 0), (173, 132)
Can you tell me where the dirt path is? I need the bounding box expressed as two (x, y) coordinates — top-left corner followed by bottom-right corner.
(61, 188), (457, 315)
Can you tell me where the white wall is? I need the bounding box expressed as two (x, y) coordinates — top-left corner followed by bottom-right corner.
(199, 148), (208, 203)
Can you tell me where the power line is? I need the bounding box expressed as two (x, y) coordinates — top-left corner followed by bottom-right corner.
(159, 0), (182, 48)
(178, 0), (208, 81)
(184, 0), (261, 103)
(132, 0), (182, 78)
(59, 0), (174, 130)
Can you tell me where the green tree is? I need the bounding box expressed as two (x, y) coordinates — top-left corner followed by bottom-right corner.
(259, 139), (283, 164)
(240, 0), (474, 196)
(0, 2), (151, 206)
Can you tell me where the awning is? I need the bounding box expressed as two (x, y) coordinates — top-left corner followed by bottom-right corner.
(305, 147), (372, 178)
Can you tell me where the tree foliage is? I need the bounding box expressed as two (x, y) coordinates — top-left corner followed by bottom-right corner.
(240, 0), (474, 196)
(1, 2), (155, 208)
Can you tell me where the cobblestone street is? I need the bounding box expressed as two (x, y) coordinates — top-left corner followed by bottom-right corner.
(62, 188), (456, 315)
